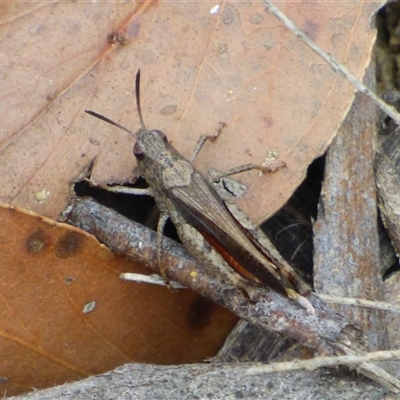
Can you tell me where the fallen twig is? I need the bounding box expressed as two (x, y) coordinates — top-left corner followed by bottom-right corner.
(67, 199), (400, 392)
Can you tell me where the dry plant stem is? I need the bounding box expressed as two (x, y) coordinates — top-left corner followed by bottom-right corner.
(319, 294), (400, 314)
(120, 272), (185, 289)
(247, 349), (400, 374)
(263, 0), (400, 125)
(67, 199), (400, 392)
(118, 277), (400, 314)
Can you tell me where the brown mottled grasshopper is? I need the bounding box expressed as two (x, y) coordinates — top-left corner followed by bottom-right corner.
(86, 70), (313, 312)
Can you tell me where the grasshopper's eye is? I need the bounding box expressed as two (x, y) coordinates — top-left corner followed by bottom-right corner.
(133, 141), (145, 159)
(153, 130), (168, 142)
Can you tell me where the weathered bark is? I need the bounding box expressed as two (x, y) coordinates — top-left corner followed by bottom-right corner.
(9, 361), (391, 400)
(314, 67), (389, 351)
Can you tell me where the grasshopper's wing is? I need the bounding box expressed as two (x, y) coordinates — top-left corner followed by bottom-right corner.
(170, 170), (296, 297)
(225, 202), (311, 296)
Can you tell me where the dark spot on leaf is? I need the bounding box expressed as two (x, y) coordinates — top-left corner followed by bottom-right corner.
(222, 8), (236, 25)
(89, 138), (100, 146)
(263, 116), (274, 128)
(0, 376), (8, 385)
(186, 296), (215, 329)
(26, 228), (49, 253)
(251, 13), (263, 24)
(127, 20), (140, 39)
(107, 32), (126, 44)
(218, 44), (228, 54)
(160, 105), (176, 116)
(302, 20), (319, 41)
(54, 231), (84, 259)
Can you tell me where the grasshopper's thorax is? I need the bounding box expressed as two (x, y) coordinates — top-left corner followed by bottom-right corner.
(133, 127), (194, 192)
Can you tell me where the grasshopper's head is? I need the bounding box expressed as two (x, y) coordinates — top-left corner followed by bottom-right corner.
(133, 128), (169, 162)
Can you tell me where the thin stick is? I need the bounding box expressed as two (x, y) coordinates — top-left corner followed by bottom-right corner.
(318, 294), (400, 314)
(120, 273), (185, 289)
(247, 349), (400, 375)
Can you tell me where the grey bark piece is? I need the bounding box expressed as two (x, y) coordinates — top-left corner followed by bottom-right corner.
(375, 126), (400, 254)
(216, 320), (296, 363)
(8, 362), (389, 400)
(314, 67), (389, 351)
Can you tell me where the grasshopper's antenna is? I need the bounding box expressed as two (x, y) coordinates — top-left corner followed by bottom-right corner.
(85, 70), (147, 136)
(135, 69), (147, 130)
(84, 110), (135, 137)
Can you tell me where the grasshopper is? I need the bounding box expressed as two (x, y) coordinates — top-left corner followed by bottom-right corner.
(86, 70), (313, 312)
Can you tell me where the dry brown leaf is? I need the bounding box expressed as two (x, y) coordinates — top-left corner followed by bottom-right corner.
(0, 204), (237, 397)
(0, 1), (380, 223)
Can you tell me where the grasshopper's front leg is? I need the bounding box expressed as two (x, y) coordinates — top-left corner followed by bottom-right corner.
(190, 124), (285, 184)
(189, 122), (227, 163)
